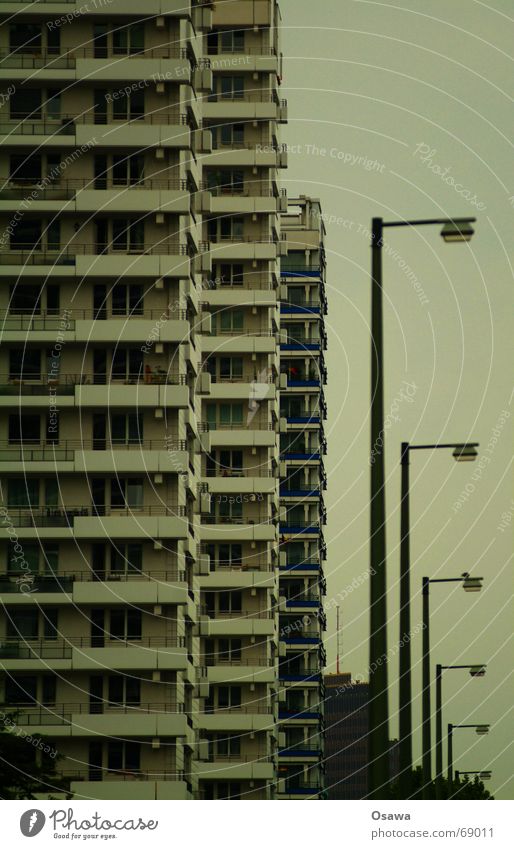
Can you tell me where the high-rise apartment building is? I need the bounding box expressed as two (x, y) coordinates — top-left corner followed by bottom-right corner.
(277, 197), (327, 799)
(0, 1), (325, 801)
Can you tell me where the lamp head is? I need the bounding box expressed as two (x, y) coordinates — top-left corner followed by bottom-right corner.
(475, 725), (490, 735)
(453, 444), (478, 462)
(441, 220), (475, 242)
(462, 572), (483, 592)
(469, 665), (487, 678)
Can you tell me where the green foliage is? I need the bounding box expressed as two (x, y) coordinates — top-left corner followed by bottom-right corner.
(0, 710), (68, 799)
(385, 766), (494, 800)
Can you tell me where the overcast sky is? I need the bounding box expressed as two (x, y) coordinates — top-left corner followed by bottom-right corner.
(280, 0), (513, 799)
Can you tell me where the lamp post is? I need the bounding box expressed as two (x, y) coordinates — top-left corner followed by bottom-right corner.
(399, 442), (478, 797)
(455, 770), (492, 782)
(435, 664), (487, 797)
(448, 723), (490, 786)
(368, 215), (476, 798)
(421, 571), (483, 796)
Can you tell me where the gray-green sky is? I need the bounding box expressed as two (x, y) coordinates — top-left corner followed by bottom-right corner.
(280, 0), (513, 799)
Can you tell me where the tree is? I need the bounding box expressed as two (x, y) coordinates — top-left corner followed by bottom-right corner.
(0, 711), (68, 799)
(385, 766), (494, 800)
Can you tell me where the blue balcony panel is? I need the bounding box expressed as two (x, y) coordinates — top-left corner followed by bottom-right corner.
(279, 488), (320, 498)
(280, 304), (321, 315)
(285, 600), (319, 608)
(287, 379), (320, 388)
(286, 416), (321, 425)
(281, 452), (320, 461)
(280, 343), (320, 352)
(280, 563), (320, 572)
(279, 673), (321, 682)
(284, 637), (320, 645)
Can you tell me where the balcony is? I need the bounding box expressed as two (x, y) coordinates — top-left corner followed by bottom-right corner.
(278, 708), (322, 721)
(0, 308), (187, 329)
(0, 635), (186, 660)
(0, 438), (186, 459)
(0, 177), (189, 200)
(5, 701), (186, 727)
(279, 561), (320, 573)
(285, 415), (321, 425)
(0, 570), (184, 593)
(280, 487), (320, 498)
(280, 265), (321, 278)
(0, 243), (191, 278)
(0, 505), (189, 543)
(0, 373), (186, 394)
(280, 301), (321, 315)
(0, 47), (187, 70)
(278, 744), (322, 759)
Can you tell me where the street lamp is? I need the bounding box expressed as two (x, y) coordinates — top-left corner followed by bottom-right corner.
(421, 575), (483, 795)
(398, 441), (479, 797)
(368, 215), (476, 798)
(448, 723), (490, 786)
(455, 770), (492, 781)
(435, 664), (487, 796)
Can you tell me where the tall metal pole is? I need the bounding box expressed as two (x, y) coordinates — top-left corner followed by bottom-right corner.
(435, 664), (443, 797)
(421, 577), (432, 796)
(447, 723), (453, 787)
(368, 217), (390, 797)
(336, 604), (341, 674)
(399, 442), (412, 796)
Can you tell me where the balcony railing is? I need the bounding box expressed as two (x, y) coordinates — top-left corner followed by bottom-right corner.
(63, 769), (188, 783)
(0, 373), (187, 393)
(3, 111), (189, 128)
(4, 702), (185, 725)
(201, 608), (273, 620)
(0, 570), (185, 591)
(0, 439), (187, 459)
(201, 656), (274, 667)
(0, 47), (188, 65)
(202, 515), (272, 525)
(0, 177), (189, 199)
(0, 243), (189, 264)
(202, 705), (273, 715)
(3, 505), (186, 527)
(199, 422), (274, 431)
(0, 308), (187, 327)
(0, 635), (187, 659)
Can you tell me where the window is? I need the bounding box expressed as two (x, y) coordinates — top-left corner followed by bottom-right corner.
(111, 348), (143, 380)
(111, 478), (144, 509)
(10, 88), (41, 119)
(218, 685), (241, 708)
(206, 403), (244, 428)
(42, 675), (57, 705)
(219, 591), (242, 613)
(218, 639), (242, 662)
(108, 742), (140, 772)
(109, 609), (142, 641)
(112, 88), (144, 120)
(219, 309), (244, 333)
(7, 478), (39, 507)
(111, 154), (145, 187)
(108, 675), (140, 706)
(216, 733), (241, 757)
(9, 284), (42, 314)
(111, 413), (143, 444)
(219, 123), (244, 146)
(206, 169), (244, 196)
(218, 449), (243, 475)
(113, 24), (144, 55)
(219, 356), (243, 380)
(110, 543), (143, 574)
(112, 220), (144, 251)
(8, 543), (39, 575)
(218, 499), (243, 523)
(44, 478), (58, 507)
(111, 283), (144, 315)
(8, 414), (40, 443)
(7, 610), (38, 639)
(9, 23), (42, 54)
(43, 609), (58, 640)
(5, 675), (38, 705)
(206, 543), (242, 570)
(220, 30), (245, 53)
(220, 76), (244, 100)
(208, 216), (244, 243)
(217, 263), (244, 286)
